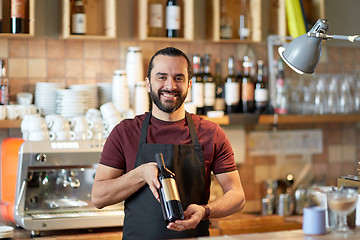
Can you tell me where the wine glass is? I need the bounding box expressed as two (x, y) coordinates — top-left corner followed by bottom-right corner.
(327, 187), (358, 236)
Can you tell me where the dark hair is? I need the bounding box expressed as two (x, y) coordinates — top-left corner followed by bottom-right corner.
(146, 47), (192, 80)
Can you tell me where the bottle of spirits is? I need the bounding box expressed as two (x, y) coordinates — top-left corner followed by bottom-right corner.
(214, 60), (225, 112)
(241, 56), (255, 113)
(155, 152), (185, 223)
(71, 0), (86, 35)
(166, 0), (181, 38)
(220, 0), (232, 39)
(203, 54), (216, 114)
(11, 0), (25, 34)
(275, 59), (288, 115)
(238, 0), (251, 40)
(148, 0), (164, 37)
(254, 60), (269, 114)
(224, 56), (240, 113)
(0, 60), (9, 105)
(191, 54), (204, 115)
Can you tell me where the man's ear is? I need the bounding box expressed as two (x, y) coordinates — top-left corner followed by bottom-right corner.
(188, 78), (192, 88)
(146, 77), (151, 93)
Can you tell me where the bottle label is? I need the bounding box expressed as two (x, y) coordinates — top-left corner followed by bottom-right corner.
(11, 0), (25, 18)
(72, 14), (86, 34)
(255, 89), (268, 102)
(166, 6), (180, 30)
(225, 82), (240, 105)
(192, 82), (204, 107)
(204, 82), (216, 106)
(161, 178), (181, 201)
(149, 4), (163, 28)
(242, 82), (254, 101)
(214, 98), (225, 111)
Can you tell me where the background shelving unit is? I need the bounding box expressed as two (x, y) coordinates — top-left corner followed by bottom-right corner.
(137, 0), (194, 41)
(60, 0), (116, 39)
(0, 0), (35, 37)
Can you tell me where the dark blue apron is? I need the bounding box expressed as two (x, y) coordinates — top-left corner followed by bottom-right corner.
(123, 112), (209, 240)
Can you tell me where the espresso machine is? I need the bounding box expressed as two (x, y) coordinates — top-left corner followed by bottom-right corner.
(1, 138), (124, 236)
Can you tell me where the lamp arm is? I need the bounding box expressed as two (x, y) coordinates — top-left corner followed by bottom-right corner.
(308, 32), (360, 42)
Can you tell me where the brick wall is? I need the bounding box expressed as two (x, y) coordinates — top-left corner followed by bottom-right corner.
(1, 38), (360, 213)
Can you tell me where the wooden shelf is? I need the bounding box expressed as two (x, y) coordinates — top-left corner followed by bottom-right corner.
(202, 113), (360, 125)
(0, 119), (22, 128)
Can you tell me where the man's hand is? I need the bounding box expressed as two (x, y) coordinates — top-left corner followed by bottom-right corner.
(140, 162), (161, 202)
(166, 204), (206, 231)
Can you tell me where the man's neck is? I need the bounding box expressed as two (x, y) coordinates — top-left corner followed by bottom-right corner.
(151, 105), (186, 122)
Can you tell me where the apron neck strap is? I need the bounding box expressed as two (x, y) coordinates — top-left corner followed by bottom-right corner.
(138, 111), (200, 145)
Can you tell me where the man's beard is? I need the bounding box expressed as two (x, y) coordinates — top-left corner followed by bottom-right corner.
(149, 84), (187, 113)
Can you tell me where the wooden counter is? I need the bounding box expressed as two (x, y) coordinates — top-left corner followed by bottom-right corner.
(10, 213), (302, 239)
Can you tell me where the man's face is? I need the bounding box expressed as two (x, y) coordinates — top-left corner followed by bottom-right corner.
(146, 55), (191, 113)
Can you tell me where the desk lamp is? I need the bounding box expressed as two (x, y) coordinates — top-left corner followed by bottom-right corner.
(278, 19), (360, 74)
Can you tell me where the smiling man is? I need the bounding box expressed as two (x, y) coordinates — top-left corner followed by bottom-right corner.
(91, 47), (245, 240)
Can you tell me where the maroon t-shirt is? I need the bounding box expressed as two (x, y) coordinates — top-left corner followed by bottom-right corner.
(100, 112), (237, 197)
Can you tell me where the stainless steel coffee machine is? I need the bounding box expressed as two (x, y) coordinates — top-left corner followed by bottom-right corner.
(11, 140), (124, 236)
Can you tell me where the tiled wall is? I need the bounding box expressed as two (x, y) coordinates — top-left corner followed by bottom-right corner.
(1, 37), (360, 213)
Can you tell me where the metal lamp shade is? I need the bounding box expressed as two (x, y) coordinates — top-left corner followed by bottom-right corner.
(278, 33), (322, 74)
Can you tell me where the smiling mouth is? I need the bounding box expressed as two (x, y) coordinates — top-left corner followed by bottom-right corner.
(160, 91), (179, 101)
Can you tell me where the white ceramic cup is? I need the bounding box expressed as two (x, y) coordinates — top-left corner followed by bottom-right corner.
(106, 113), (122, 126)
(85, 108), (102, 122)
(21, 114), (47, 132)
(18, 105), (36, 119)
(100, 102), (120, 119)
(70, 129), (93, 141)
(69, 116), (93, 132)
(302, 207), (327, 235)
(6, 105), (20, 120)
(17, 92), (33, 105)
(45, 114), (71, 132)
(0, 106), (6, 120)
(28, 130), (55, 141)
(55, 130), (72, 141)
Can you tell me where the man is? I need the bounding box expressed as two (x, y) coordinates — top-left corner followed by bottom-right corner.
(92, 47), (245, 239)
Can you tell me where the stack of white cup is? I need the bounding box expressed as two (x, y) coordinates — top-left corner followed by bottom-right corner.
(21, 114), (55, 141)
(100, 102), (122, 133)
(134, 81), (149, 115)
(112, 70), (130, 113)
(85, 108), (108, 140)
(126, 46), (144, 109)
(68, 116), (93, 141)
(45, 114), (73, 141)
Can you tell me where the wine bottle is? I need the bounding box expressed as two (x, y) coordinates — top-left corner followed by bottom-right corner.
(71, 0), (86, 35)
(148, 0), (164, 37)
(254, 60), (269, 114)
(238, 0), (251, 40)
(0, 0), (3, 33)
(191, 54), (204, 115)
(214, 60), (225, 112)
(11, 0), (25, 34)
(203, 54), (215, 114)
(241, 56), (255, 113)
(0, 60), (9, 105)
(166, 0), (181, 38)
(155, 152), (184, 223)
(224, 56), (240, 113)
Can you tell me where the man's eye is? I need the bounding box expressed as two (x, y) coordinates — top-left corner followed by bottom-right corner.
(158, 76), (166, 80)
(176, 77), (185, 81)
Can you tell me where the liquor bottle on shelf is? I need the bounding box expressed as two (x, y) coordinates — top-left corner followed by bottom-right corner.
(241, 56), (255, 113)
(166, 0), (181, 38)
(274, 59), (288, 115)
(238, 0), (251, 40)
(71, 0), (86, 35)
(214, 60), (225, 112)
(191, 54), (204, 115)
(148, 0), (164, 37)
(0, 60), (9, 105)
(224, 56), (240, 114)
(203, 54), (216, 114)
(0, 0), (3, 33)
(254, 60), (269, 114)
(220, 0), (232, 39)
(11, 0), (25, 34)
(155, 152), (185, 223)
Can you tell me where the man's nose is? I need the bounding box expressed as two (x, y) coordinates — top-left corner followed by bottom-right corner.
(164, 77), (176, 90)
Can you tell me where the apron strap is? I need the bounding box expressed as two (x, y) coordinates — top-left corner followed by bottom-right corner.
(138, 111), (200, 146)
